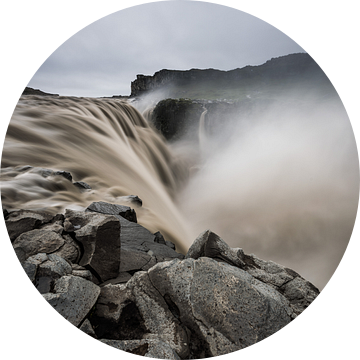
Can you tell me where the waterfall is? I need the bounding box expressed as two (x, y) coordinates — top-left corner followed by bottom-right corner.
(1, 95), (191, 253)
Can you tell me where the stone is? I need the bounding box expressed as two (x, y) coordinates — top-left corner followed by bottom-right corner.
(35, 254), (73, 294)
(87, 201), (137, 223)
(118, 195), (143, 207)
(73, 181), (92, 192)
(21, 253), (48, 282)
(72, 269), (93, 281)
(91, 273), (189, 358)
(147, 257), (294, 357)
(53, 234), (81, 264)
(100, 339), (181, 359)
(64, 210), (121, 282)
(91, 255), (300, 358)
(185, 229), (245, 268)
(79, 319), (97, 338)
(279, 276), (320, 315)
(5, 209), (54, 241)
(43, 275), (100, 327)
(13, 229), (65, 262)
(100, 272), (132, 286)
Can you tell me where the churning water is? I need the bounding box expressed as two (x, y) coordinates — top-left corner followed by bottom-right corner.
(1, 92), (359, 289)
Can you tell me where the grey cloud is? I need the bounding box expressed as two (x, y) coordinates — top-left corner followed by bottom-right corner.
(28, 1), (304, 97)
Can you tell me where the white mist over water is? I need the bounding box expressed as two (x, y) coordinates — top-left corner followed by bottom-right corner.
(175, 93), (359, 288)
(1, 91), (358, 289)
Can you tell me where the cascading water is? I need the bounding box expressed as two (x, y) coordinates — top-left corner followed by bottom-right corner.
(1, 95), (191, 253)
(1, 92), (359, 289)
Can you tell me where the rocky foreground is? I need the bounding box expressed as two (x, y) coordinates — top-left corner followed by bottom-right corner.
(5, 177), (319, 359)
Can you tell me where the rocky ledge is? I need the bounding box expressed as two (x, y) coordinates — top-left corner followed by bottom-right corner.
(5, 199), (319, 359)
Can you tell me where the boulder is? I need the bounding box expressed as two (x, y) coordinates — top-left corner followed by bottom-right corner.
(79, 319), (97, 338)
(86, 201), (183, 278)
(90, 256), (299, 358)
(43, 275), (100, 327)
(88, 230), (319, 357)
(64, 210), (121, 282)
(117, 195), (143, 207)
(73, 181), (92, 192)
(186, 230), (320, 317)
(13, 229), (65, 262)
(148, 257), (294, 356)
(86, 201), (137, 223)
(91, 273), (189, 359)
(5, 209), (55, 241)
(185, 229), (245, 268)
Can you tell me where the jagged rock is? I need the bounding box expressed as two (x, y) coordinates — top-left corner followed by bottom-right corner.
(72, 269), (93, 281)
(100, 272), (132, 286)
(85, 201), (182, 278)
(149, 257), (294, 356)
(154, 231), (166, 245)
(53, 170), (72, 182)
(73, 181), (92, 192)
(91, 273), (189, 359)
(64, 210), (121, 282)
(5, 209), (54, 241)
(89, 230), (318, 357)
(185, 229), (245, 268)
(13, 229), (65, 262)
(53, 234), (81, 264)
(21, 253), (48, 282)
(100, 339), (181, 359)
(91, 255), (300, 358)
(43, 275), (100, 327)
(87, 201), (137, 223)
(118, 195), (143, 207)
(35, 254), (73, 293)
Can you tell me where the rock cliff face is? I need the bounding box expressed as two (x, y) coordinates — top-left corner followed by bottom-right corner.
(4, 167), (320, 359)
(130, 53), (329, 98)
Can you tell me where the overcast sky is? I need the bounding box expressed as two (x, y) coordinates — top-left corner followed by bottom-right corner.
(28, 1), (304, 97)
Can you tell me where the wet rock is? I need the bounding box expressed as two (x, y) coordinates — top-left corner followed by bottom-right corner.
(154, 231), (166, 245)
(73, 181), (92, 192)
(43, 275), (100, 327)
(118, 195), (143, 207)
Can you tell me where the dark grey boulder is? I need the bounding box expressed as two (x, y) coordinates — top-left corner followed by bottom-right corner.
(64, 210), (121, 282)
(117, 195), (143, 207)
(5, 209), (55, 241)
(86, 201), (137, 223)
(73, 181), (92, 192)
(21, 253), (48, 282)
(185, 229), (245, 267)
(43, 275), (100, 327)
(186, 230), (320, 317)
(13, 229), (65, 262)
(79, 319), (97, 338)
(91, 255), (299, 358)
(53, 234), (81, 264)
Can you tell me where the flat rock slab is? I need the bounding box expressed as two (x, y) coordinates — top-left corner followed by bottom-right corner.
(87, 201), (137, 223)
(43, 275), (100, 327)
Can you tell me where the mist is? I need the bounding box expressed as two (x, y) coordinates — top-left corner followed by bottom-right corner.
(173, 91), (359, 289)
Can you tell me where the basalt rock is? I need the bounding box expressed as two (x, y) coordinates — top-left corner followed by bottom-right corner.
(7, 203), (320, 359)
(64, 209), (121, 283)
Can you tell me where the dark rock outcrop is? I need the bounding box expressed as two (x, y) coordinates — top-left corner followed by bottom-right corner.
(64, 209), (121, 283)
(131, 53), (330, 98)
(22, 87), (59, 97)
